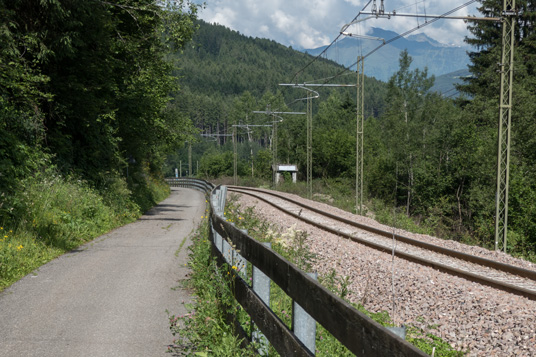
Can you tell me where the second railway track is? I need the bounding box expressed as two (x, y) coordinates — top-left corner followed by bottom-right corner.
(228, 185), (536, 301)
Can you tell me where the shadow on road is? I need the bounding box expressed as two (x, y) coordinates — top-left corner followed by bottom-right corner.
(138, 217), (186, 222)
(144, 204), (191, 216)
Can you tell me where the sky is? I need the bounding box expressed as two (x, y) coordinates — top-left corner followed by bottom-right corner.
(193, 0), (480, 49)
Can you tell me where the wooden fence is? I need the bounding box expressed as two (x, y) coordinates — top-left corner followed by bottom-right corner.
(167, 178), (427, 356)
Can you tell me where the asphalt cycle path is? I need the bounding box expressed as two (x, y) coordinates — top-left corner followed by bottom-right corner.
(0, 187), (205, 356)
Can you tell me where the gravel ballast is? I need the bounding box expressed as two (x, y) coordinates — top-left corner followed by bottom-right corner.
(233, 190), (536, 356)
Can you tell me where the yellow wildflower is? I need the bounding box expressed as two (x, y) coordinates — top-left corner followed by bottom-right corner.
(17, 245), (23, 251)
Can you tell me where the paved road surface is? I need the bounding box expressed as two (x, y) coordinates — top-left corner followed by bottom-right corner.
(0, 187), (205, 356)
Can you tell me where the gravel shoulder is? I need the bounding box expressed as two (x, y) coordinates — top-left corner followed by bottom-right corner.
(233, 191), (536, 356)
(0, 187), (205, 357)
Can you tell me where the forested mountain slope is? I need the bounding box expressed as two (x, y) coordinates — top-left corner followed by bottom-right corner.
(171, 20), (388, 137)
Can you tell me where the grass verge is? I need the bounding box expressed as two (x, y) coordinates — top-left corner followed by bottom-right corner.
(168, 218), (257, 356)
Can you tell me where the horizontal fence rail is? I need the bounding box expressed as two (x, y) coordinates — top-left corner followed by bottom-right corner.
(168, 179), (426, 356)
(165, 177), (214, 193)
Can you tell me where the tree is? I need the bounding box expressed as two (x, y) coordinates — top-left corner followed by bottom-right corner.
(381, 50), (434, 215)
(460, 0), (536, 251)
(1, 0), (198, 178)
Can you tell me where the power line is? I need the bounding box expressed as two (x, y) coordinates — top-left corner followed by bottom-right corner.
(331, 0), (480, 83)
(290, 0), (373, 83)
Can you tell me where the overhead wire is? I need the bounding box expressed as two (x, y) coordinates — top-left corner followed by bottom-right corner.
(326, 0), (478, 84)
(289, 0), (374, 84)
(276, 1), (475, 113)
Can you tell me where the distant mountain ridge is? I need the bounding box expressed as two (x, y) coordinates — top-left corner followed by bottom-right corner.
(430, 69), (471, 96)
(304, 28), (471, 82)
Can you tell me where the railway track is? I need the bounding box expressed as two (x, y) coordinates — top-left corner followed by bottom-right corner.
(228, 185), (536, 301)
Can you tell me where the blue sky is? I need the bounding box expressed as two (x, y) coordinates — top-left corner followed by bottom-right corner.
(193, 0), (480, 49)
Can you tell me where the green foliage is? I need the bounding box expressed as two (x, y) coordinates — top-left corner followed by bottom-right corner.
(406, 325), (467, 356)
(0, 0), (199, 203)
(0, 0), (199, 287)
(199, 147), (234, 179)
(0, 167), (141, 290)
(456, 0), (536, 251)
(168, 220), (256, 356)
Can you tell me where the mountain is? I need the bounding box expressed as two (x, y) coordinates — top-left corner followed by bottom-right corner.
(430, 69), (472, 97)
(173, 20), (389, 137)
(304, 28), (471, 82)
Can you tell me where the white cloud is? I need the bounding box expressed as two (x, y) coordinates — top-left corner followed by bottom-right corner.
(201, 4), (237, 29)
(195, 0), (479, 49)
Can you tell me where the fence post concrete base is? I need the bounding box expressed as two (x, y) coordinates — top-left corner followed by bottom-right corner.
(252, 242), (271, 355)
(293, 272), (318, 354)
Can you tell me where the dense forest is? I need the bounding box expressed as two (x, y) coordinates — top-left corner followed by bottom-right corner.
(170, 1), (536, 258)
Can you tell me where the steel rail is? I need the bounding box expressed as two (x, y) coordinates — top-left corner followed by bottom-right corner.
(228, 186), (536, 301)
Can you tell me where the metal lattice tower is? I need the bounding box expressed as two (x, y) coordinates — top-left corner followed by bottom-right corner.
(356, 57), (365, 215)
(307, 93), (313, 199)
(233, 125), (238, 185)
(273, 119), (278, 185)
(495, 0), (516, 252)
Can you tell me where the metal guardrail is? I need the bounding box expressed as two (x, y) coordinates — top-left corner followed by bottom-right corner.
(168, 178), (426, 356)
(165, 178), (214, 192)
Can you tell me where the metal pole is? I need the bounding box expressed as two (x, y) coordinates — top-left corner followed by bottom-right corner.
(252, 109), (305, 186)
(356, 56), (365, 215)
(307, 93), (313, 199)
(188, 142), (192, 177)
(495, 0), (516, 252)
(274, 118), (278, 186)
(233, 125), (238, 185)
(278, 84), (347, 198)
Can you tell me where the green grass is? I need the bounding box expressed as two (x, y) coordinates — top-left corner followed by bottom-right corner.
(0, 168), (170, 291)
(169, 195), (467, 356)
(168, 219), (257, 356)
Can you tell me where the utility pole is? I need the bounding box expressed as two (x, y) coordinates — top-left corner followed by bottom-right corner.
(495, 0), (516, 252)
(307, 92), (313, 199)
(233, 125), (237, 185)
(253, 109), (305, 187)
(356, 57), (365, 215)
(279, 83), (352, 198)
(232, 124), (273, 183)
(344, 3), (510, 250)
(188, 142), (192, 177)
